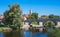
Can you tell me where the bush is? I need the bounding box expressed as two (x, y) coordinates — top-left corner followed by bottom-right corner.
(0, 25), (7, 27)
(48, 28), (60, 37)
(31, 22), (38, 25)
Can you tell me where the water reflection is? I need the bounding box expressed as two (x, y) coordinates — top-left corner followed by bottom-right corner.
(0, 30), (48, 37)
(32, 32), (48, 37)
(23, 30), (48, 37)
(4, 30), (23, 37)
(23, 31), (32, 37)
(0, 32), (4, 37)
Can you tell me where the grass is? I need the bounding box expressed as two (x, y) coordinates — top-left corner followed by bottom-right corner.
(0, 27), (9, 30)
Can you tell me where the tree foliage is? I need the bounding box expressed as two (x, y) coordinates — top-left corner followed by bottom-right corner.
(45, 21), (55, 28)
(49, 14), (60, 18)
(40, 15), (48, 19)
(31, 21), (38, 25)
(48, 28), (60, 37)
(30, 12), (38, 19)
(4, 4), (23, 27)
(40, 14), (60, 19)
(44, 21), (55, 31)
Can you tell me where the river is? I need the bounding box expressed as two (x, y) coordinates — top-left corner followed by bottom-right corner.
(0, 30), (48, 37)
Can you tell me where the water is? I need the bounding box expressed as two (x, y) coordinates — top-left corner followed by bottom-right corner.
(23, 31), (48, 37)
(0, 30), (48, 37)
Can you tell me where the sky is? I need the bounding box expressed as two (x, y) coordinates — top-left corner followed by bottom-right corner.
(0, 0), (60, 16)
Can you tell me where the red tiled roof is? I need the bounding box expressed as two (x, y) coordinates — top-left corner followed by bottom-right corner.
(0, 14), (4, 19)
(24, 14), (30, 18)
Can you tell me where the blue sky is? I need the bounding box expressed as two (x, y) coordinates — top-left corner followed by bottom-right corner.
(0, 0), (60, 16)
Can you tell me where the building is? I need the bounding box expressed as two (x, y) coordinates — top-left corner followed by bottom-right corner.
(23, 10), (32, 20)
(0, 14), (4, 19)
(0, 14), (4, 25)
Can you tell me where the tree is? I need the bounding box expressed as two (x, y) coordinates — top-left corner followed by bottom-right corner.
(40, 15), (48, 19)
(48, 28), (60, 37)
(4, 4), (23, 28)
(44, 21), (55, 31)
(30, 12), (38, 19)
(49, 14), (60, 18)
(31, 21), (38, 25)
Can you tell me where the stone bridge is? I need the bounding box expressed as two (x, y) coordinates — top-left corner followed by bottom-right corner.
(24, 18), (60, 27)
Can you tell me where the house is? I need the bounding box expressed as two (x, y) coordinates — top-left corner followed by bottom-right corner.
(0, 14), (4, 19)
(23, 10), (32, 20)
(23, 14), (30, 20)
(0, 14), (4, 25)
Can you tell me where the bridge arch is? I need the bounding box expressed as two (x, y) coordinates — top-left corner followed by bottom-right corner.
(24, 18), (60, 27)
(44, 21), (55, 27)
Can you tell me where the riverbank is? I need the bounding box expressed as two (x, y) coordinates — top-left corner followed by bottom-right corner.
(0, 27), (12, 32)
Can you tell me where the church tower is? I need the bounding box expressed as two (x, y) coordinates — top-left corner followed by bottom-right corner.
(29, 10), (32, 15)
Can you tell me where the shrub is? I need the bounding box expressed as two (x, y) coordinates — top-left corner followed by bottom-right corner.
(31, 21), (38, 25)
(48, 28), (60, 37)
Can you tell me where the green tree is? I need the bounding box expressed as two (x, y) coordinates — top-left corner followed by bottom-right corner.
(40, 15), (48, 19)
(4, 4), (23, 28)
(49, 14), (60, 18)
(31, 21), (38, 25)
(45, 21), (55, 31)
(30, 12), (38, 19)
(48, 28), (60, 37)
